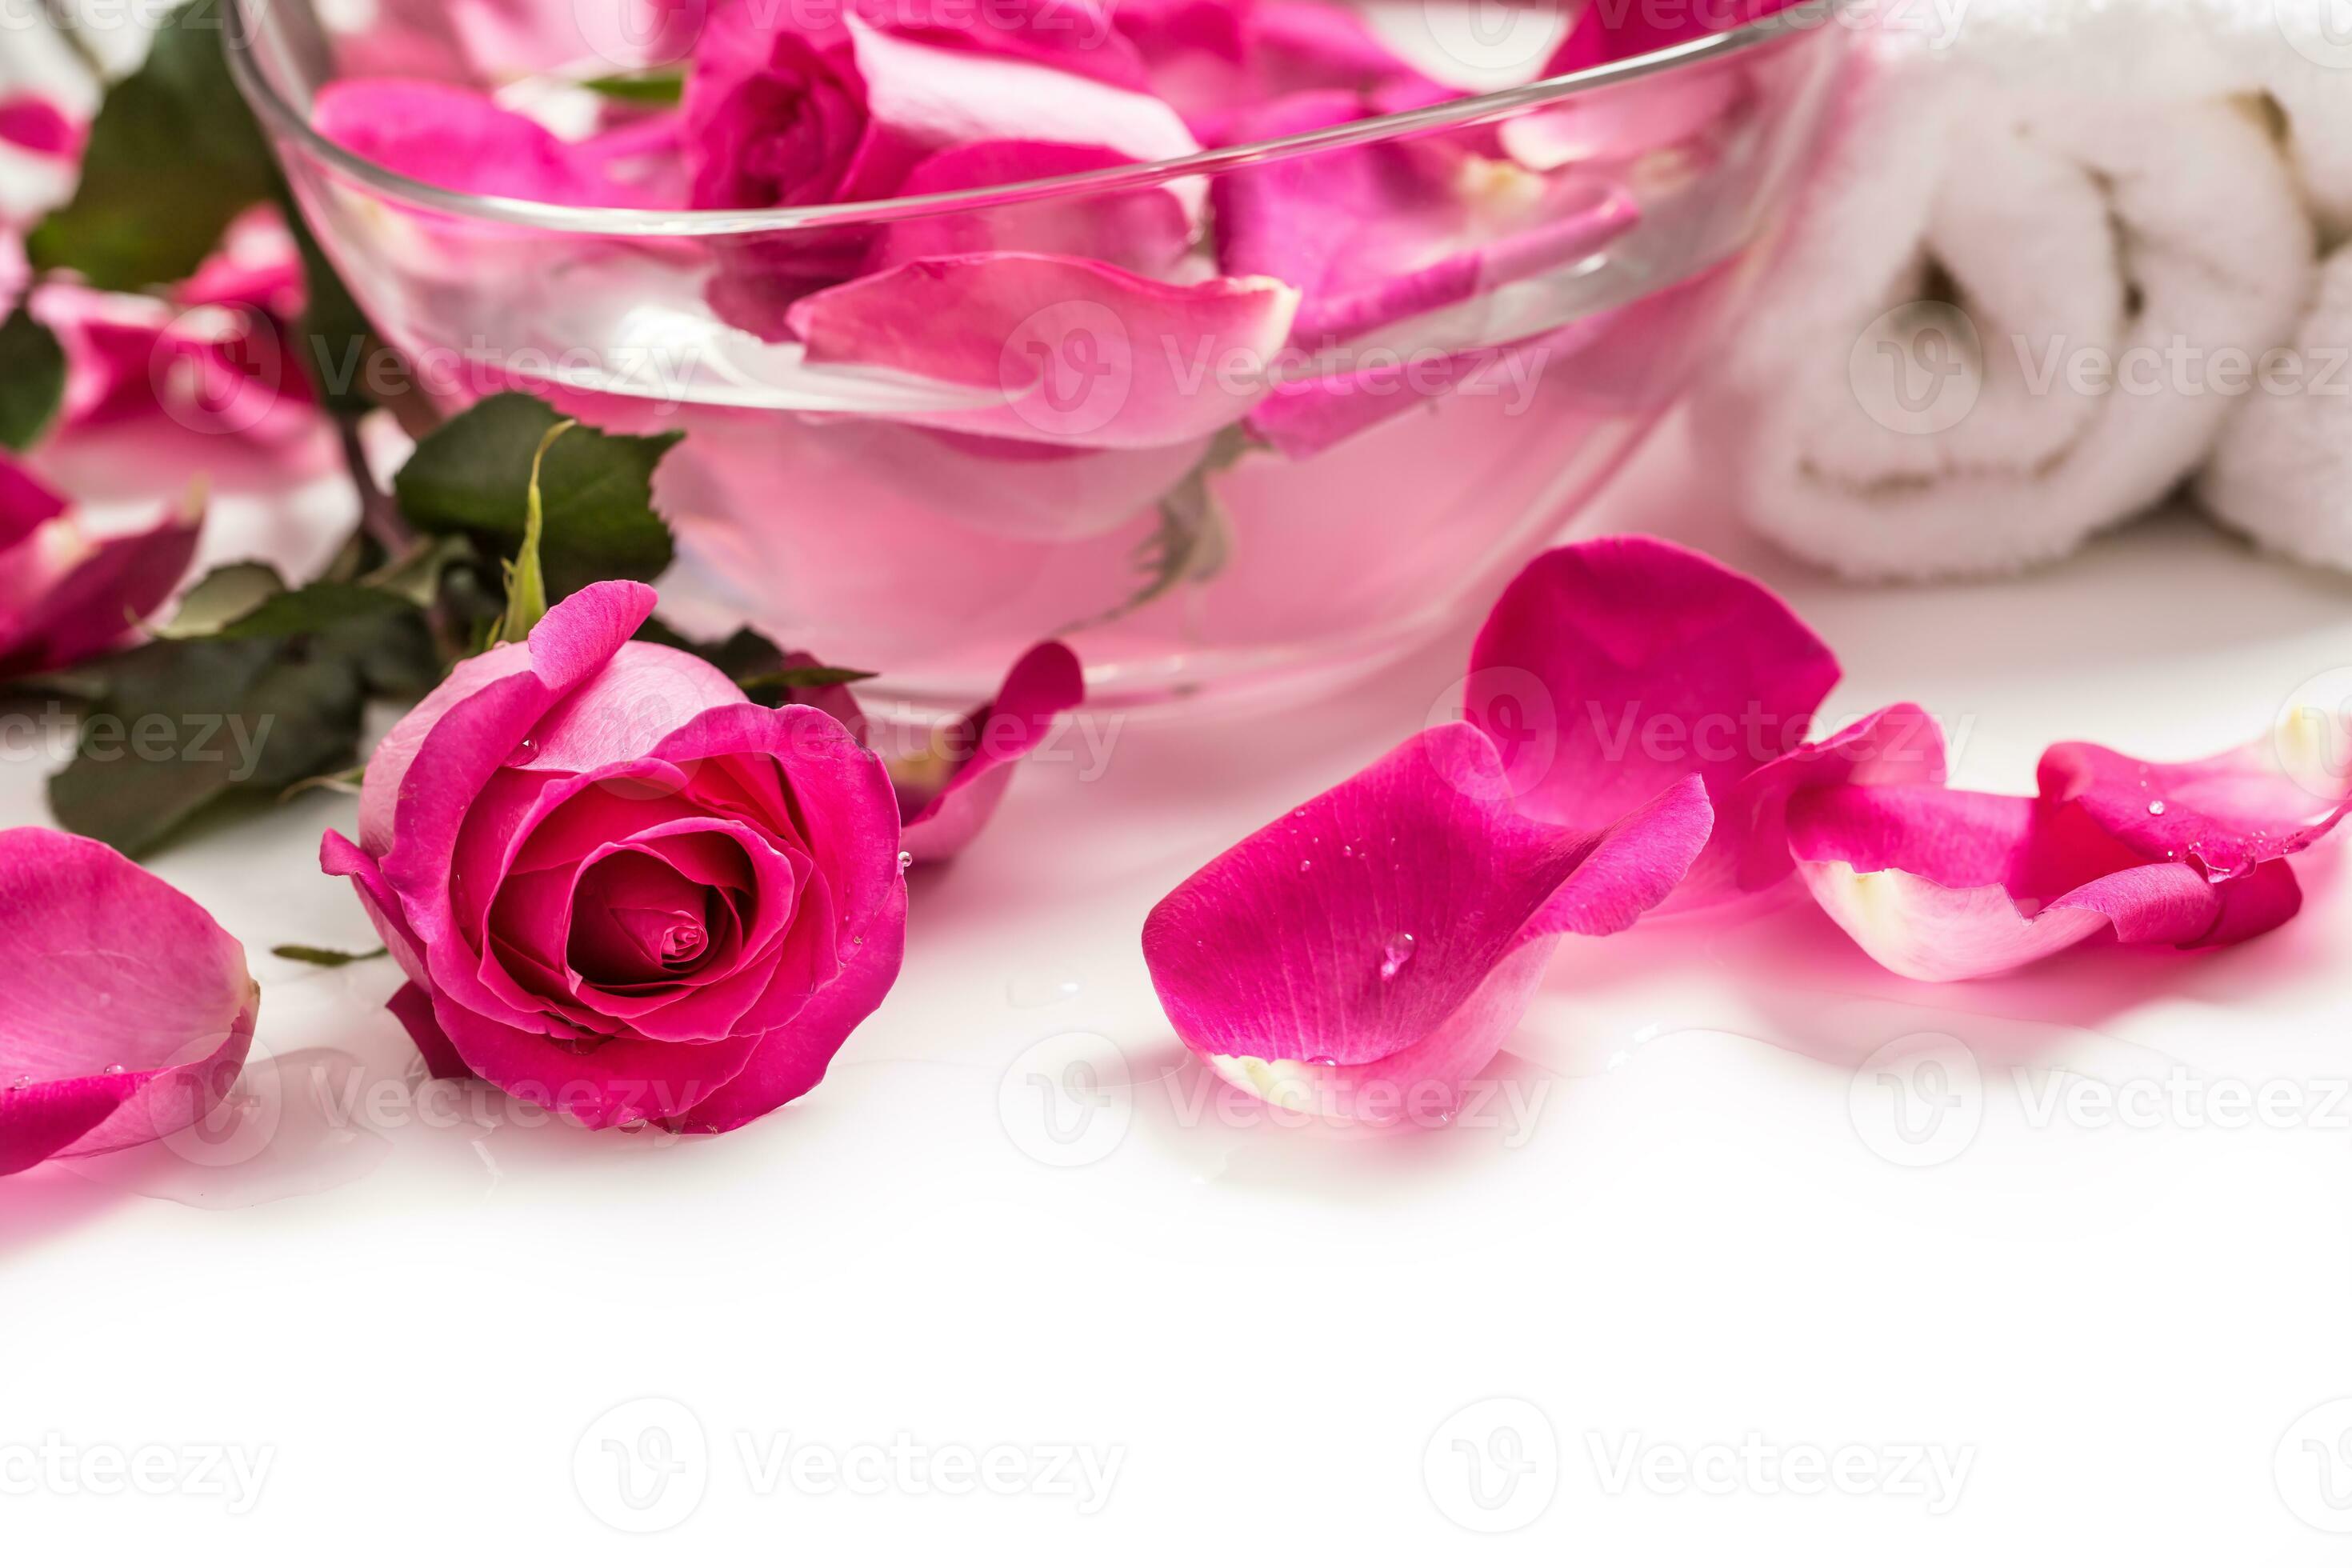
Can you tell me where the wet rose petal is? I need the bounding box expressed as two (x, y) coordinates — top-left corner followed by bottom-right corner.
(1462, 538), (1947, 913)
(1788, 785), (2301, 982)
(869, 140), (1197, 275)
(1142, 725), (1710, 1124)
(2036, 718), (2352, 882)
(1465, 535), (1834, 812)
(786, 253), (1298, 448)
(312, 79), (669, 205)
(0, 828), (259, 1174)
(839, 14), (1197, 194)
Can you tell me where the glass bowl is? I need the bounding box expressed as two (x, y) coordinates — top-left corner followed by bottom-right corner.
(227, 0), (1851, 714)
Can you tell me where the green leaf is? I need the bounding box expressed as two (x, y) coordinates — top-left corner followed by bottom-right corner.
(634, 619), (878, 705)
(581, 70), (686, 106)
(496, 418), (575, 643)
(47, 590), (437, 856)
(0, 304), (65, 450)
(28, 0), (278, 290)
(746, 665), (878, 690)
(271, 943), (386, 967)
(161, 562), (290, 637)
(394, 393), (680, 600)
(212, 580), (427, 642)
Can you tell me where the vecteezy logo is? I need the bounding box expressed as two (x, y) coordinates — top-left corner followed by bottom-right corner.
(1849, 1032), (1983, 1168)
(2271, 666), (2352, 807)
(2278, 0), (2352, 70)
(157, 1038), (290, 1168)
(1422, 1397), (1560, 1534)
(1423, 666), (1558, 802)
(997, 1030), (1135, 1168)
(1414, 0), (1570, 86)
(1850, 300), (1982, 436)
(571, 0), (710, 69)
(2276, 1398), (2352, 1533)
(150, 306), (284, 438)
(573, 1397), (708, 1533)
(1001, 300), (1132, 440)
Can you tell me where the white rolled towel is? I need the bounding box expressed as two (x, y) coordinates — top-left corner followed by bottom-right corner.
(2201, 243), (2352, 569)
(1695, 0), (2326, 581)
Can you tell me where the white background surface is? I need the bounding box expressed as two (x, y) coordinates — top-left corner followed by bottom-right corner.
(8, 418), (2352, 1562)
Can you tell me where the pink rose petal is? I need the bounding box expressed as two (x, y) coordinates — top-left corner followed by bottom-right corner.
(897, 640), (1085, 863)
(842, 14), (1196, 182)
(0, 457), (199, 680)
(786, 253), (1298, 448)
(1466, 535), (1840, 827)
(2036, 722), (2352, 882)
(1142, 725), (1710, 1124)
(1788, 785), (2298, 982)
(312, 79), (669, 206)
(0, 95), (78, 159)
(869, 140), (1197, 275)
(0, 828), (258, 1174)
(1685, 702), (1947, 909)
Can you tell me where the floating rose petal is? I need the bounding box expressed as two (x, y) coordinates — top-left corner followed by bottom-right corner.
(0, 828), (259, 1175)
(312, 79), (670, 206)
(1142, 725), (1710, 1125)
(1211, 91), (1633, 454)
(700, 0), (1153, 93)
(1788, 785), (2302, 982)
(2036, 719), (2352, 882)
(786, 253), (1298, 448)
(868, 141), (1197, 276)
(838, 14), (1196, 196)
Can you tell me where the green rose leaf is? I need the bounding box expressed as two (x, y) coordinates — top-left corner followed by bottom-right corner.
(0, 304), (66, 451)
(634, 618), (877, 705)
(581, 70), (686, 106)
(271, 943), (387, 967)
(29, 0), (279, 291)
(47, 566), (438, 856)
(395, 393), (681, 601)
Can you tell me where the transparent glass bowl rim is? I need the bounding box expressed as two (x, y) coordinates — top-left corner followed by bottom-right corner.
(225, 0), (1858, 236)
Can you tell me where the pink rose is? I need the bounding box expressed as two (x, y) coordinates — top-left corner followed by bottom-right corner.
(322, 582), (908, 1133)
(686, 27), (874, 210)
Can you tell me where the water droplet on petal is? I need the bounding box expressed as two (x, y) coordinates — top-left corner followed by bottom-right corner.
(104, 1063), (124, 1075)
(1298, 859), (1311, 872)
(2146, 800), (2166, 816)
(1378, 933), (1416, 980)
(897, 850), (913, 872)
